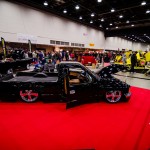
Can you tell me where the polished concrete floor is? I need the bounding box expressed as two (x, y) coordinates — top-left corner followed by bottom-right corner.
(114, 72), (150, 90)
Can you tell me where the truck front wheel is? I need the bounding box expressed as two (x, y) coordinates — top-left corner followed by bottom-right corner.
(20, 90), (39, 102)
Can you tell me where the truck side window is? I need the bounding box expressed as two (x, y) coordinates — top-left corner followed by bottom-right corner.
(69, 67), (93, 84)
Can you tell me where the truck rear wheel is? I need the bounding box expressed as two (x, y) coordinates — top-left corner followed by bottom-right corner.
(20, 90), (39, 102)
(7, 68), (13, 74)
(26, 64), (30, 70)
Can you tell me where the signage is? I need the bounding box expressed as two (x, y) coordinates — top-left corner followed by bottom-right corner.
(17, 33), (37, 43)
(89, 43), (95, 47)
(1, 37), (6, 59)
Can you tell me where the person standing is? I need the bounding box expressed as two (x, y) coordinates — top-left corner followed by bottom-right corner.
(122, 52), (126, 65)
(130, 51), (137, 73)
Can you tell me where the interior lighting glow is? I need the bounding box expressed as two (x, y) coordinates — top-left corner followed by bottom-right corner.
(110, 23), (113, 26)
(131, 24), (134, 27)
(141, 1), (146, 5)
(91, 13), (95, 17)
(101, 18), (104, 22)
(126, 20), (130, 23)
(97, 0), (102, 2)
(116, 26), (118, 28)
(90, 20), (93, 23)
(63, 9), (67, 13)
(146, 10), (150, 13)
(75, 5), (80, 10)
(43, 1), (48, 6)
(119, 15), (123, 18)
(111, 8), (115, 12)
(79, 16), (82, 20)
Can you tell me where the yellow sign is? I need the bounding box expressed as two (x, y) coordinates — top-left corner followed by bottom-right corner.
(89, 43), (95, 47)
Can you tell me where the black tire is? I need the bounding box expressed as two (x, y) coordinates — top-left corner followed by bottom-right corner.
(20, 89), (39, 102)
(105, 90), (122, 103)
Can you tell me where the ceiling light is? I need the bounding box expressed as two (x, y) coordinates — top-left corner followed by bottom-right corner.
(110, 23), (113, 26)
(101, 18), (104, 22)
(132, 35), (134, 36)
(79, 16), (82, 20)
(116, 26), (118, 28)
(111, 8), (115, 12)
(63, 9), (67, 13)
(97, 0), (102, 2)
(146, 10), (150, 14)
(106, 28), (109, 30)
(90, 20), (93, 24)
(91, 13), (95, 17)
(126, 20), (130, 23)
(131, 24), (134, 27)
(43, 1), (48, 6)
(75, 5), (80, 10)
(144, 34), (146, 36)
(119, 15), (123, 18)
(99, 24), (102, 27)
(141, 1), (146, 5)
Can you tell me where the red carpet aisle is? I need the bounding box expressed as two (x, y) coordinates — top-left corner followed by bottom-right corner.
(0, 87), (150, 150)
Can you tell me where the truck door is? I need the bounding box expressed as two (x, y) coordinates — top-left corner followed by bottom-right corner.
(66, 66), (97, 109)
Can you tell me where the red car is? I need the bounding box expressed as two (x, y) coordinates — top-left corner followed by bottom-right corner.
(81, 53), (96, 65)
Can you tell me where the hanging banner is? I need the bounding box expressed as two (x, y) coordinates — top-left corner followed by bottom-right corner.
(1, 37), (7, 59)
(17, 33), (37, 43)
(28, 40), (32, 52)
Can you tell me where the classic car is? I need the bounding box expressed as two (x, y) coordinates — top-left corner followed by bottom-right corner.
(0, 62), (131, 108)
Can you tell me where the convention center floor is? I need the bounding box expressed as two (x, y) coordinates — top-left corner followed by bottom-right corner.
(0, 64), (150, 150)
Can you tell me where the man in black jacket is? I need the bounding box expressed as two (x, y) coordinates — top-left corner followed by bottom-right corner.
(130, 51), (137, 73)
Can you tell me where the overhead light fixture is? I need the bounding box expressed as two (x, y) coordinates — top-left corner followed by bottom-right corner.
(97, 0), (102, 2)
(90, 20), (93, 24)
(126, 20), (130, 23)
(116, 26), (118, 29)
(131, 24), (134, 27)
(119, 15), (123, 18)
(63, 9), (67, 13)
(43, 1), (48, 6)
(141, 1), (146, 5)
(79, 16), (82, 20)
(91, 13), (95, 17)
(106, 28), (109, 30)
(101, 18), (104, 22)
(110, 23), (113, 26)
(99, 24), (102, 27)
(146, 10), (150, 13)
(75, 5), (80, 10)
(111, 8), (115, 12)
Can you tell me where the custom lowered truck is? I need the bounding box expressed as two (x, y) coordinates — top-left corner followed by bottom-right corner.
(0, 62), (131, 108)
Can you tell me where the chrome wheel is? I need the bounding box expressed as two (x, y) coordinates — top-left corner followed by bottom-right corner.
(26, 64), (30, 70)
(20, 90), (38, 102)
(105, 90), (122, 103)
(7, 68), (13, 74)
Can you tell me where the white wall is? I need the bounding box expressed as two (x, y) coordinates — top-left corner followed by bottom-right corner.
(105, 37), (149, 51)
(0, 1), (105, 49)
(0, 1), (149, 51)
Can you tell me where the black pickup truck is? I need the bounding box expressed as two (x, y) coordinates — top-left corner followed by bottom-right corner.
(0, 49), (32, 74)
(0, 62), (131, 108)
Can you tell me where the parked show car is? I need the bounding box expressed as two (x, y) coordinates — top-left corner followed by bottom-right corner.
(0, 49), (32, 74)
(0, 62), (131, 108)
(81, 53), (96, 65)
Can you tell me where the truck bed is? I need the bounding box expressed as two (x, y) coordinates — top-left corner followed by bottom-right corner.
(5, 76), (58, 82)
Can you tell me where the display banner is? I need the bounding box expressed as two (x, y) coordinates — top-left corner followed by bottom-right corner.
(1, 37), (6, 59)
(28, 40), (32, 52)
(17, 33), (37, 43)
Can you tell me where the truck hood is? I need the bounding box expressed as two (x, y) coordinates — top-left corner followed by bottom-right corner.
(96, 64), (127, 78)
